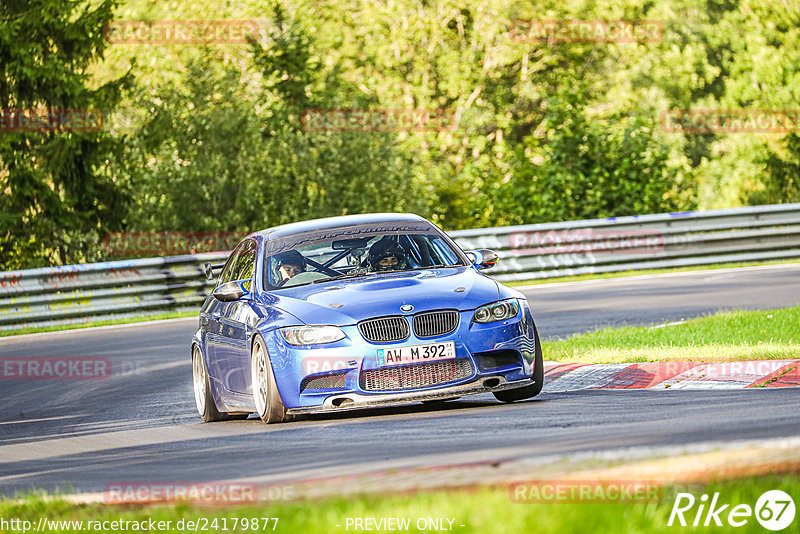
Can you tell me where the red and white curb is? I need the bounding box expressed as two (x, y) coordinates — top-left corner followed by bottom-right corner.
(543, 360), (800, 391)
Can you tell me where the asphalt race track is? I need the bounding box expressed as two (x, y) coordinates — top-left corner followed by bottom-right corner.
(521, 263), (800, 339)
(1, 264), (799, 496)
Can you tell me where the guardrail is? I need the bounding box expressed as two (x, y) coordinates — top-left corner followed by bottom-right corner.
(2, 203), (799, 331)
(0, 254), (227, 332)
(449, 202), (800, 282)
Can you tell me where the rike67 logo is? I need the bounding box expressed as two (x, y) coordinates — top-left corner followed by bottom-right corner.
(668, 490), (795, 531)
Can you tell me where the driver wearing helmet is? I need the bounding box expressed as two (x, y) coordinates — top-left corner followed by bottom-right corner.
(274, 250), (306, 282)
(368, 239), (409, 272)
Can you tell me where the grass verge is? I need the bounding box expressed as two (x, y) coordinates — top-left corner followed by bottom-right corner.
(506, 258), (800, 287)
(542, 305), (800, 363)
(0, 311), (197, 338)
(1, 474), (797, 533)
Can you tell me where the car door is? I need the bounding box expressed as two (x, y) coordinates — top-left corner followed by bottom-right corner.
(205, 243), (242, 383)
(214, 239), (259, 394)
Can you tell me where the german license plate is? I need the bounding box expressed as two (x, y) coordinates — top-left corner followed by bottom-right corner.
(376, 341), (456, 366)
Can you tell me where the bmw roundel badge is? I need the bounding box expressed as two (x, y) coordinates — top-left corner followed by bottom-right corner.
(400, 304), (414, 312)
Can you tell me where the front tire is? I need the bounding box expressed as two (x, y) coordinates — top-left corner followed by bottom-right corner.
(251, 335), (289, 424)
(493, 325), (544, 403)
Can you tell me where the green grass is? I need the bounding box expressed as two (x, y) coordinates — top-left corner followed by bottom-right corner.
(0, 311), (197, 338)
(542, 306), (800, 363)
(2, 474), (797, 533)
(506, 259), (800, 287)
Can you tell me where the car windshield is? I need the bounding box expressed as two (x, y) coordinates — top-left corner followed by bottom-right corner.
(263, 221), (467, 289)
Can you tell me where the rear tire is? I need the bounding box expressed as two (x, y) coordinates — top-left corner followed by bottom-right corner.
(493, 325), (544, 403)
(192, 345), (229, 422)
(251, 335), (289, 424)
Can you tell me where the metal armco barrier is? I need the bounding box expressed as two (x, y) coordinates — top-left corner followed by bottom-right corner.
(0, 253), (227, 332)
(1, 204), (799, 331)
(449, 203), (800, 282)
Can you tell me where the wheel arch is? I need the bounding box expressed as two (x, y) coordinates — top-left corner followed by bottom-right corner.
(249, 329), (295, 408)
(191, 337), (227, 414)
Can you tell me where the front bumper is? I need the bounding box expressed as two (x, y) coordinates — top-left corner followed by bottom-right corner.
(285, 374), (532, 414)
(262, 301), (539, 410)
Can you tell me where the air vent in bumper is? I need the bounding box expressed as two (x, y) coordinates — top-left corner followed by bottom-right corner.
(300, 372), (347, 391)
(359, 359), (473, 391)
(474, 349), (522, 370)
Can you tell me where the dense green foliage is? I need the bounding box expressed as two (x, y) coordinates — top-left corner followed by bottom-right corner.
(0, 0), (130, 268)
(2, 0), (799, 269)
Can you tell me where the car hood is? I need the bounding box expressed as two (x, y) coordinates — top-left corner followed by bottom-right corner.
(260, 266), (501, 326)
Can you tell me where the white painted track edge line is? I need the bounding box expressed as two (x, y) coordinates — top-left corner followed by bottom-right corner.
(1, 316), (198, 341)
(514, 262), (800, 291)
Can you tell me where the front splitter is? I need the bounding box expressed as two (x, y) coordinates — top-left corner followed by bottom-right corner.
(286, 375), (534, 415)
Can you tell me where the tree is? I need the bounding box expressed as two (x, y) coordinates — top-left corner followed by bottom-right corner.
(0, 0), (130, 270)
(492, 85), (690, 224)
(750, 134), (800, 205)
(112, 2), (423, 236)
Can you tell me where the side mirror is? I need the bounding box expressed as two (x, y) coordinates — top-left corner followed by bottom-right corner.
(212, 280), (250, 302)
(466, 249), (499, 270)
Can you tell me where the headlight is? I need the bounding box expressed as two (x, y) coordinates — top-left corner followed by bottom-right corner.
(280, 325), (346, 345)
(473, 299), (519, 323)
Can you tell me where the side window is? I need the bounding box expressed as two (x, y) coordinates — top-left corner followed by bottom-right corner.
(217, 242), (244, 286)
(231, 239), (256, 288)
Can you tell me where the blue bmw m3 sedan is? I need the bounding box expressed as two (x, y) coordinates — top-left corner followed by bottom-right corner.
(192, 213), (543, 423)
